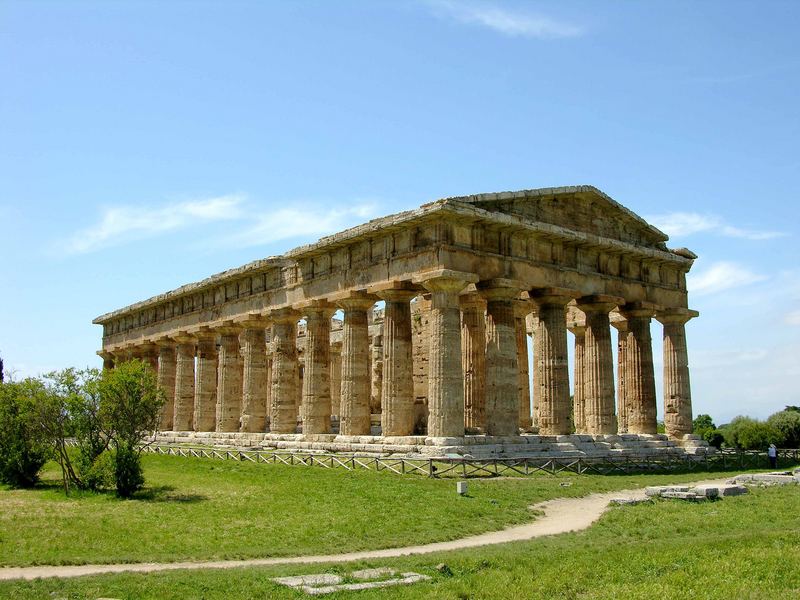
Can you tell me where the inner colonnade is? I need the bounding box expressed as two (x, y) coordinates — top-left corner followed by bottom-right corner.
(95, 186), (700, 452)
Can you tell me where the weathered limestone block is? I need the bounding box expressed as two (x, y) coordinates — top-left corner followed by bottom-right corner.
(620, 302), (658, 434)
(270, 308), (300, 433)
(336, 294), (374, 436)
(301, 303), (336, 435)
(419, 270), (476, 438)
(530, 288), (576, 435)
(376, 285), (416, 436)
(216, 325), (244, 432)
(239, 319), (270, 433)
(460, 293), (486, 431)
(193, 332), (217, 432)
(172, 334), (196, 431)
(515, 301), (533, 430)
(478, 279), (520, 436)
(656, 309), (698, 439)
(156, 341), (176, 430)
(577, 295), (622, 434)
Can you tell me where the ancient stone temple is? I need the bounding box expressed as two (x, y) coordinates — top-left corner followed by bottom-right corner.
(94, 186), (704, 458)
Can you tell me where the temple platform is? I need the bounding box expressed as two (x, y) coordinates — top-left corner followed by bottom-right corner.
(154, 431), (712, 460)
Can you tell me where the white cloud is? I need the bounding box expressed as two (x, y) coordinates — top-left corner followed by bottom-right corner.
(786, 310), (800, 326)
(228, 202), (380, 248)
(64, 195), (245, 254)
(687, 261), (767, 296)
(647, 211), (785, 241)
(427, 0), (583, 39)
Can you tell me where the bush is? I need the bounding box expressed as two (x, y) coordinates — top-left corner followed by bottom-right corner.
(0, 380), (51, 487)
(704, 429), (725, 448)
(693, 414), (716, 439)
(77, 450), (115, 491)
(767, 410), (800, 448)
(723, 416), (781, 450)
(112, 446), (144, 498)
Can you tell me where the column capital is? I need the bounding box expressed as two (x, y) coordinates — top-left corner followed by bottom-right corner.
(266, 306), (301, 323)
(655, 307), (700, 325)
(414, 268), (479, 294)
(476, 278), (522, 301)
(609, 310), (628, 332)
(459, 291), (486, 310)
(185, 324), (215, 341)
(170, 331), (196, 346)
(371, 280), (419, 302)
(215, 321), (244, 337)
(577, 294), (625, 313)
(566, 305), (586, 329)
(331, 290), (377, 312)
(296, 299), (337, 318)
(233, 311), (271, 329)
(567, 324), (586, 336)
(620, 301), (659, 319)
(529, 287), (579, 308)
(514, 298), (535, 318)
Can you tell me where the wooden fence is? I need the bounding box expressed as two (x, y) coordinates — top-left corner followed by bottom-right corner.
(137, 444), (800, 478)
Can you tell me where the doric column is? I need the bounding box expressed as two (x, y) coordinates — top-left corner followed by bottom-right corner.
(374, 283), (416, 436)
(336, 293), (375, 436)
(269, 308), (300, 433)
(609, 316), (629, 433)
(193, 331), (217, 432)
(300, 302), (336, 435)
(216, 324), (244, 432)
(529, 288), (576, 435)
(620, 302), (658, 434)
(460, 293), (486, 431)
(477, 279), (521, 437)
(526, 314), (538, 426)
(369, 332), (383, 416)
(156, 340), (176, 431)
(419, 270), (476, 438)
(99, 351), (115, 371)
(172, 334), (196, 431)
(515, 301), (534, 430)
(577, 295), (622, 434)
(140, 343), (159, 372)
(329, 341), (342, 418)
(656, 308), (699, 439)
(567, 322), (586, 434)
(238, 316), (270, 433)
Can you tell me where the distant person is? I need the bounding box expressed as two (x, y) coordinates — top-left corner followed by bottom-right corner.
(768, 444), (778, 469)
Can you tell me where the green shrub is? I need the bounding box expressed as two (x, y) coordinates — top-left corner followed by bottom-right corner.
(113, 446), (144, 498)
(723, 416), (781, 450)
(78, 450), (115, 491)
(704, 429), (725, 448)
(767, 410), (800, 448)
(0, 380), (50, 487)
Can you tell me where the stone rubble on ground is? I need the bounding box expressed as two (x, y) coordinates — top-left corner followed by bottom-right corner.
(273, 568), (430, 595)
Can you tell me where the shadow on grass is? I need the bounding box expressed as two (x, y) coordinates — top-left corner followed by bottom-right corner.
(28, 479), (207, 503)
(133, 485), (207, 503)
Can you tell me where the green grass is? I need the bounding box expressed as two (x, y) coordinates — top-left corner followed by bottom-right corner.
(2, 484), (798, 599)
(0, 454), (792, 570)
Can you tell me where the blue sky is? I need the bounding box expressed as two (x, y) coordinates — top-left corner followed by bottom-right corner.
(1, 1), (798, 423)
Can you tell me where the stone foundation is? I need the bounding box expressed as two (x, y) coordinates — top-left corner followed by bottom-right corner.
(154, 430), (712, 460)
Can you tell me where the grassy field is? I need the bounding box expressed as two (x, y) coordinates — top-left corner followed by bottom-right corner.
(1, 454), (776, 568)
(2, 483), (798, 599)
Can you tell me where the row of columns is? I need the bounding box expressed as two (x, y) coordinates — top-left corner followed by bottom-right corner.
(112, 273), (695, 440)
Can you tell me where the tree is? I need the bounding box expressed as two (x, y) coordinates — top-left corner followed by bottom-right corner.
(767, 409), (800, 448)
(692, 414), (715, 437)
(722, 416), (781, 450)
(99, 360), (164, 497)
(0, 379), (51, 487)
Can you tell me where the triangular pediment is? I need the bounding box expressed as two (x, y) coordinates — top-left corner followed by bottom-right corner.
(445, 186), (669, 250)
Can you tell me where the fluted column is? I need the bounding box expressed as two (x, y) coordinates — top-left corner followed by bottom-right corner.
(216, 325), (244, 432)
(568, 325), (586, 434)
(193, 332), (217, 432)
(478, 279), (521, 437)
(239, 317), (270, 433)
(336, 293), (375, 436)
(156, 341), (176, 431)
(460, 293), (486, 431)
(370, 332), (383, 416)
(577, 295), (622, 434)
(172, 334), (196, 431)
(420, 270), (476, 438)
(656, 309), (698, 438)
(301, 303), (336, 435)
(140, 343), (159, 372)
(515, 301), (534, 430)
(620, 302), (658, 434)
(270, 308), (300, 433)
(375, 285), (416, 436)
(529, 288), (576, 435)
(329, 341), (342, 418)
(610, 318), (629, 433)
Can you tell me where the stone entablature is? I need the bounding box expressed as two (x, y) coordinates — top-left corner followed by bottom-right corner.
(94, 186), (700, 448)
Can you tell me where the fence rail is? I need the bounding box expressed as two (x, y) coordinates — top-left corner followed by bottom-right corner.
(134, 444), (800, 478)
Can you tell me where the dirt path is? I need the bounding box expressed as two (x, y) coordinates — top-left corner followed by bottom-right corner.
(0, 477), (732, 581)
